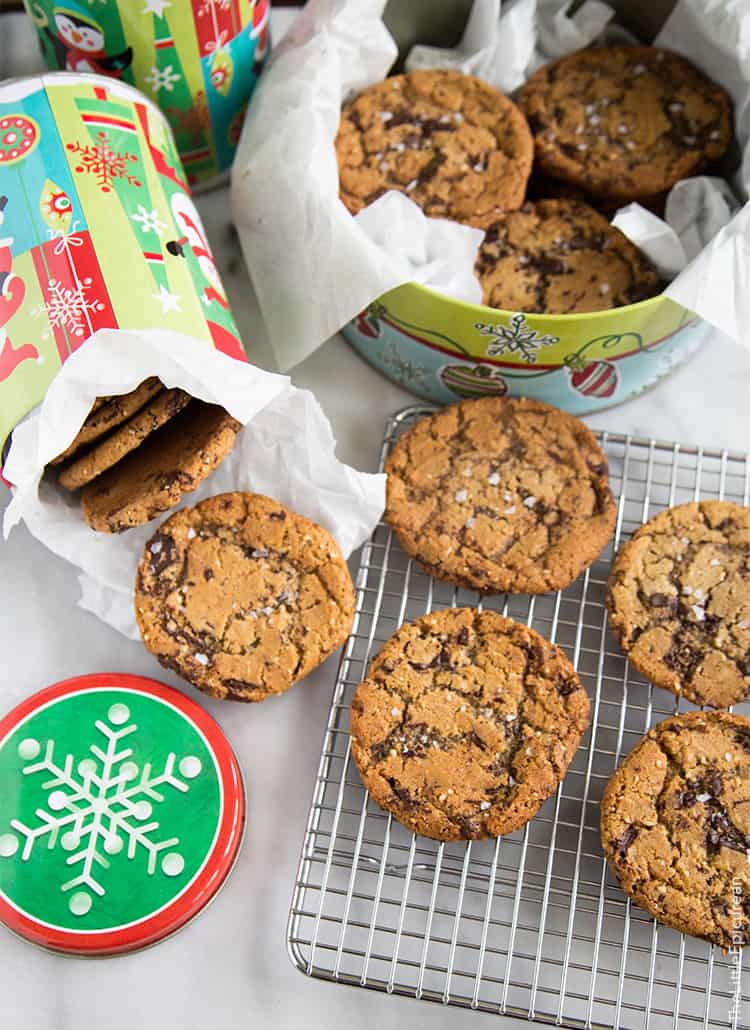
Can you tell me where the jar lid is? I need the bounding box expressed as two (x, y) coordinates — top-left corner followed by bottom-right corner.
(0, 673), (245, 956)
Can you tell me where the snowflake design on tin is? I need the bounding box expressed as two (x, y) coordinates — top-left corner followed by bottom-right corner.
(144, 64), (182, 95)
(475, 313), (559, 364)
(131, 205), (168, 237)
(380, 342), (428, 389)
(0, 703), (202, 917)
(32, 278), (105, 339)
(66, 131), (141, 193)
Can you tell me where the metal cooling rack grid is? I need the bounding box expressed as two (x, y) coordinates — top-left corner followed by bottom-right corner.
(288, 406), (750, 1030)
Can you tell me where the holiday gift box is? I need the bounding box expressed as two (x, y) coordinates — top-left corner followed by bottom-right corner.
(0, 72), (244, 468)
(232, 0), (750, 415)
(1, 72), (384, 641)
(23, 0), (271, 187)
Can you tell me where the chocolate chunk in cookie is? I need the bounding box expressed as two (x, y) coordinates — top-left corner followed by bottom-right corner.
(518, 46), (732, 202)
(81, 400), (241, 533)
(385, 396), (616, 594)
(608, 500), (750, 708)
(135, 492), (355, 702)
(58, 388), (192, 491)
(601, 710), (750, 948)
(351, 608), (589, 841)
(336, 70), (533, 228)
(476, 199), (660, 313)
(50, 377), (164, 465)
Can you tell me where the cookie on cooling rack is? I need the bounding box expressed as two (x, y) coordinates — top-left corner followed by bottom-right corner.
(601, 710), (750, 948)
(350, 607), (590, 841)
(384, 396), (616, 594)
(135, 492), (355, 701)
(608, 501), (750, 708)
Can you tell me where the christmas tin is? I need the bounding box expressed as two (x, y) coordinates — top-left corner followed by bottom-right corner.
(342, 285), (709, 417)
(0, 72), (244, 467)
(23, 0), (271, 187)
(0, 673), (245, 956)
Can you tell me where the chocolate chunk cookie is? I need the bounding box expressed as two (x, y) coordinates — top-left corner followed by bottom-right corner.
(336, 70), (533, 228)
(385, 396), (616, 594)
(518, 46), (732, 202)
(135, 492), (355, 702)
(58, 388), (192, 491)
(601, 710), (750, 948)
(608, 501), (750, 708)
(351, 608), (589, 841)
(81, 400), (241, 533)
(476, 199), (660, 314)
(50, 377), (164, 465)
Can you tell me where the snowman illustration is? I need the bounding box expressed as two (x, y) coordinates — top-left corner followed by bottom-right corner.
(0, 197), (39, 384)
(37, 3), (133, 77)
(166, 192), (229, 310)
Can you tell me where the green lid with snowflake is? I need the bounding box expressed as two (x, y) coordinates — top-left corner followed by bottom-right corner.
(0, 673), (245, 955)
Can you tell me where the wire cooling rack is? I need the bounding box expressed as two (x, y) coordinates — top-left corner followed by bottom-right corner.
(288, 405), (750, 1030)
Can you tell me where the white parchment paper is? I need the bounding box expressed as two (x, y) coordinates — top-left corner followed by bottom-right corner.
(232, 0), (750, 369)
(3, 329), (385, 639)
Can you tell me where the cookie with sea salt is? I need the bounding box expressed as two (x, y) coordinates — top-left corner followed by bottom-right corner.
(608, 501), (750, 708)
(601, 710), (750, 948)
(351, 607), (590, 841)
(384, 396), (616, 594)
(135, 492), (356, 702)
(518, 46), (732, 202)
(335, 69), (533, 228)
(476, 199), (660, 313)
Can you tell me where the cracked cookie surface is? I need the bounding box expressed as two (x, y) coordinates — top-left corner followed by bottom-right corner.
(335, 70), (533, 228)
(608, 501), (750, 708)
(351, 608), (589, 841)
(476, 199), (660, 313)
(135, 492), (356, 702)
(601, 711), (750, 948)
(518, 46), (732, 202)
(385, 396), (616, 594)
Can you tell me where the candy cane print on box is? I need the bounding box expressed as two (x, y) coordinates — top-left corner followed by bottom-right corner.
(23, 0), (272, 186)
(0, 73), (244, 470)
(0, 674), (245, 955)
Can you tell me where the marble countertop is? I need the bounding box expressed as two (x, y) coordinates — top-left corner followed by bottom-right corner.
(2, 8), (750, 1030)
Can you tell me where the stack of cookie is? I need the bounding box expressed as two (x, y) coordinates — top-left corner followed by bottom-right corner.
(335, 47), (732, 314)
(349, 394), (616, 842)
(49, 379), (242, 533)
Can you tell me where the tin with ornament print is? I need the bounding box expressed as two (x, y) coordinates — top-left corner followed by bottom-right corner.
(0, 673), (245, 956)
(342, 284), (710, 417)
(23, 0), (271, 187)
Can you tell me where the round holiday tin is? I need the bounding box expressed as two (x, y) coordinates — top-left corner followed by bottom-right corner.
(22, 0), (271, 187)
(0, 673), (245, 956)
(342, 283), (710, 416)
(0, 72), (244, 471)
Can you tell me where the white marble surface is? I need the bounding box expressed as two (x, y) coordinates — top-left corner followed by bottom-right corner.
(2, 8), (750, 1030)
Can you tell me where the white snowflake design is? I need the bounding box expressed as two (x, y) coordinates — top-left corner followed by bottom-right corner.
(197, 0), (232, 14)
(144, 64), (182, 94)
(0, 703), (202, 917)
(131, 205), (168, 237)
(475, 312), (559, 364)
(32, 278), (105, 339)
(380, 342), (428, 389)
